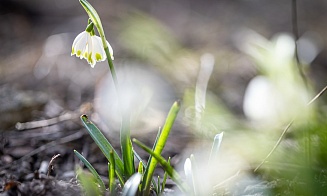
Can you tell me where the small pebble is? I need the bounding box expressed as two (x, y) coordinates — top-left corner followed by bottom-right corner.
(1, 155), (13, 164)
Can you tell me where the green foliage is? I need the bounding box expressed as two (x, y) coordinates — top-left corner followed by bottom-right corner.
(133, 138), (190, 193)
(109, 150), (117, 194)
(76, 167), (103, 196)
(120, 114), (135, 179)
(76, 102), (183, 195)
(140, 101), (180, 195)
(74, 150), (106, 192)
(80, 115), (124, 180)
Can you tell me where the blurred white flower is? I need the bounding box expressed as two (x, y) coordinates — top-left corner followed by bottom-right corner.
(184, 158), (193, 183)
(243, 76), (279, 122)
(71, 31), (114, 67)
(238, 31), (313, 125)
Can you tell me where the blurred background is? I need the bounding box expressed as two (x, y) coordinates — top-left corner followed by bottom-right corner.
(1, 0), (327, 195)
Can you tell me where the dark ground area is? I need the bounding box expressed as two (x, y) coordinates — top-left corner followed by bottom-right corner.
(1, 0), (327, 195)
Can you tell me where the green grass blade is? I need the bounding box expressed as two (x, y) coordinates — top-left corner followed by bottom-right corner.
(141, 101), (181, 194)
(133, 138), (190, 193)
(80, 115), (124, 178)
(137, 162), (143, 193)
(116, 170), (125, 188)
(161, 157), (170, 193)
(122, 173), (142, 196)
(152, 127), (162, 151)
(109, 150), (116, 194)
(74, 150), (106, 192)
(137, 161), (143, 174)
(133, 149), (158, 190)
(120, 114), (135, 179)
(143, 127), (162, 191)
(157, 176), (161, 194)
(76, 166), (102, 196)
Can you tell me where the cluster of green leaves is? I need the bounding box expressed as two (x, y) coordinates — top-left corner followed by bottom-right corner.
(74, 102), (190, 195)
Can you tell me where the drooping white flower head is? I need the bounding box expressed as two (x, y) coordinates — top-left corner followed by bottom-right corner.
(71, 30), (114, 67)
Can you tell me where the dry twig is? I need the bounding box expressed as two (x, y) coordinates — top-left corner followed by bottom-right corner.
(47, 154), (61, 176)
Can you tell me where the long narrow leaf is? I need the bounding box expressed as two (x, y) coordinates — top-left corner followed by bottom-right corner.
(137, 162), (143, 194)
(80, 115), (124, 178)
(157, 176), (161, 194)
(76, 166), (102, 196)
(141, 101), (181, 194)
(161, 157), (171, 193)
(109, 150), (116, 194)
(120, 114), (135, 179)
(137, 161), (143, 175)
(133, 138), (190, 193)
(133, 149), (158, 189)
(74, 150), (105, 192)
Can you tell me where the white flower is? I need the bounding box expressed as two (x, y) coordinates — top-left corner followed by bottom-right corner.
(71, 31), (114, 67)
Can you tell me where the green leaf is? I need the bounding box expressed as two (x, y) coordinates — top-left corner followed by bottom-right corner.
(76, 166), (103, 196)
(120, 114), (135, 179)
(134, 149), (146, 171)
(161, 157), (170, 193)
(133, 138), (190, 193)
(122, 173), (142, 196)
(137, 162), (143, 193)
(157, 176), (161, 194)
(133, 149), (157, 190)
(109, 150), (117, 194)
(137, 161), (143, 175)
(141, 101), (181, 194)
(80, 115), (124, 180)
(74, 150), (105, 192)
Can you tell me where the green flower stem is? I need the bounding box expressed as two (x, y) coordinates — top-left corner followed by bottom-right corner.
(161, 157), (170, 193)
(104, 48), (118, 88)
(80, 0), (135, 180)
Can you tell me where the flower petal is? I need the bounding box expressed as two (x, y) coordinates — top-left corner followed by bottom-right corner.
(72, 32), (85, 53)
(92, 36), (106, 60)
(72, 31), (92, 60)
